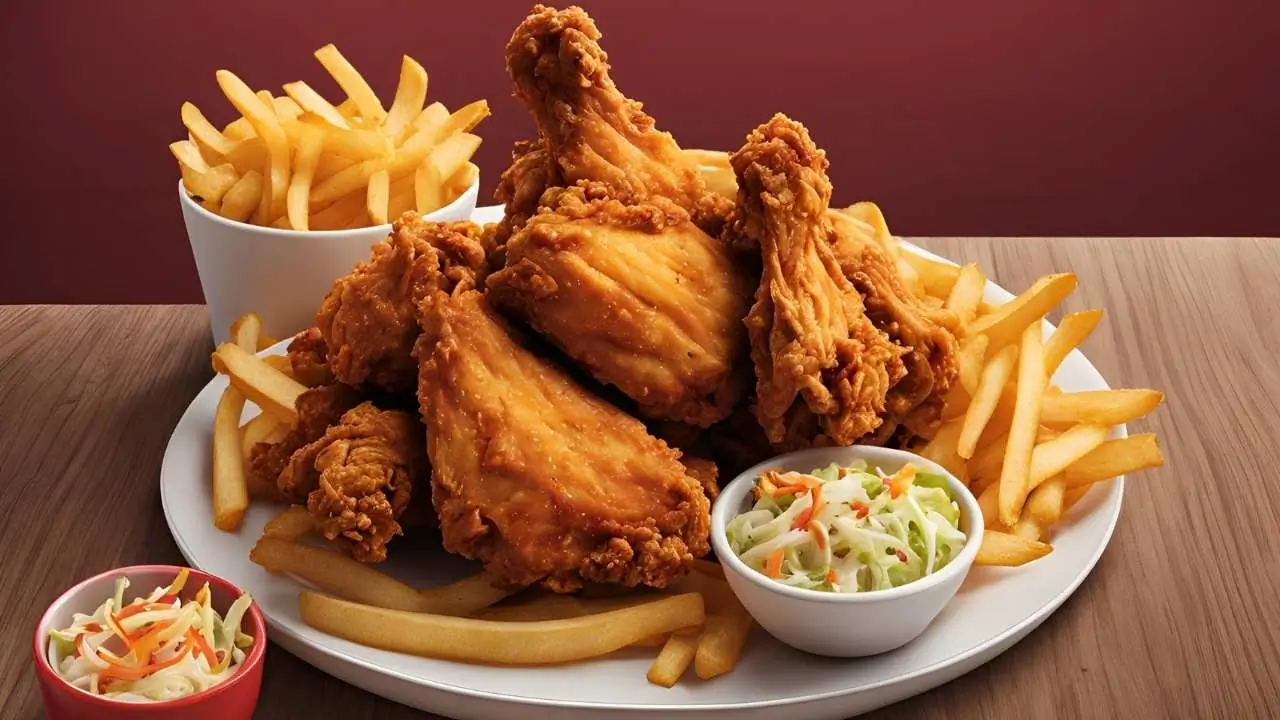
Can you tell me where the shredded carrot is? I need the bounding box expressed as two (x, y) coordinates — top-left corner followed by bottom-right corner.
(826, 569), (838, 585)
(790, 485), (825, 530)
(188, 627), (215, 663)
(101, 645), (192, 681)
(125, 620), (175, 664)
(765, 549), (785, 578)
(167, 569), (191, 595)
(886, 464), (917, 499)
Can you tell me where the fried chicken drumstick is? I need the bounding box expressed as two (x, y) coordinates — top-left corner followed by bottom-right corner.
(487, 183), (751, 426)
(414, 288), (711, 592)
(727, 114), (906, 446)
(493, 4), (730, 248)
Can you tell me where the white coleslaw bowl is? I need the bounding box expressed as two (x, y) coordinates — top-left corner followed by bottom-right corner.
(710, 445), (983, 658)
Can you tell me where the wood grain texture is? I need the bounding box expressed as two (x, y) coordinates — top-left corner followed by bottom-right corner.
(2, 238), (1277, 718)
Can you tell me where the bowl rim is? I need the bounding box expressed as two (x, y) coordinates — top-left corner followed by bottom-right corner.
(710, 445), (984, 605)
(32, 564), (267, 709)
(176, 173), (479, 239)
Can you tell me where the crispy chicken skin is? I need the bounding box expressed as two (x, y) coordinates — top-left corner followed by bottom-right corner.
(499, 5), (730, 241)
(248, 384), (364, 500)
(828, 213), (960, 442)
(286, 327), (335, 387)
(414, 288), (711, 592)
(283, 403), (427, 563)
(487, 183), (751, 426)
(315, 216), (489, 393)
(726, 114), (906, 446)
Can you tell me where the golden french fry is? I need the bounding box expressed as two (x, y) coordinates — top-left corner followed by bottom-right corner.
(968, 431), (1008, 482)
(977, 481), (999, 527)
(286, 125), (325, 230)
(229, 313), (262, 351)
(439, 99), (490, 135)
(648, 630), (699, 687)
(694, 602), (753, 680)
(366, 168), (390, 225)
(473, 593), (654, 622)
(181, 102), (236, 156)
(273, 96), (303, 121)
(223, 116), (256, 140)
(447, 161), (479, 197)
(211, 343), (306, 423)
(169, 139), (209, 172)
(410, 101), (449, 134)
(418, 573), (520, 617)
(282, 81), (350, 129)
(1011, 517), (1043, 542)
(219, 170), (263, 222)
(946, 264), (987, 326)
(251, 537), (430, 612)
(916, 417), (966, 479)
(1063, 485), (1091, 510)
(216, 70), (291, 223)
(308, 157), (389, 207)
(1026, 475), (1067, 526)
(300, 592), (705, 665)
(958, 343), (1018, 459)
(957, 335), (990, 396)
(382, 55), (428, 144)
(261, 354), (297, 381)
(1039, 390), (1165, 427)
(975, 530), (1052, 566)
(414, 160), (444, 213)
(901, 251), (961, 299)
(181, 163), (240, 206)
(1064, 434), (1164, 489)
(293, 116), (390, 160)
(310, 193), (367, 231)
(427, 132), (483, 186)
(263, 506), (315, 541)
(1027, 423), (1109, 490)
(1043, 309), (1103, 376)
(212, 384), (249, 531)
(314, 44), (386, 123)
(998, 323), (1046, 526)
(222, 136), (267, 174)
(968, 273), (1078, 351)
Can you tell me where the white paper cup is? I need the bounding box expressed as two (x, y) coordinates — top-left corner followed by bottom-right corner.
(179, 177), (479, 344)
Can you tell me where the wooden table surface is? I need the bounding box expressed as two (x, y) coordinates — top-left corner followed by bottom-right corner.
(2, 236), (1277, 719)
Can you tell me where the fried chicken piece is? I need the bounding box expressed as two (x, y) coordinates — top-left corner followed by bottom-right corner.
(501, 5), (730, 238)
(414, 288), (710, 592)
(490, 138), (558, 254)
(726, 114), (905, 446)
(315, 216), (489, 393)
(828, 212), (960, 442)
(286, 327), (334, 387)
(248, 384), (364, 499)
(487, 183), (751, 426)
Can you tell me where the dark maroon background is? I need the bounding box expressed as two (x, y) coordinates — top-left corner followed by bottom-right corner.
(1, 0), (1276, 304)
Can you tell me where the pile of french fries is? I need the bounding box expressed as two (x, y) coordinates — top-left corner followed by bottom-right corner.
(899, 255), (1165, 565)
(172, 44), (487, 231)
(250, 507), (753, 686)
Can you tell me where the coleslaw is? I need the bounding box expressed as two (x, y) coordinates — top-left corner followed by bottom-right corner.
(47, 569), (255, 702)
(726, 461), (966, 593)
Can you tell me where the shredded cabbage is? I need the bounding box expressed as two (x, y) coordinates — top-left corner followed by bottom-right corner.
(727, 462), (966, 592)
(48, 572), (253, 702)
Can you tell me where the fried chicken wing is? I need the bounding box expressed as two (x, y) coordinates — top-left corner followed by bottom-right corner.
(829, 212), (960, 442)
(315, 216), (489, 393)
(414, 288), (710, 592)
(500, 5), (730, 239)
(487, 183), (751, 426)
(727, 114), (905, 446)
(284, 403), (427, 563)
(248, 383), (364, 500)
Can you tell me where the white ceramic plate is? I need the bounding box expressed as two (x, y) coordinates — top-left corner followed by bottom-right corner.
(161, 206), (1124, 719)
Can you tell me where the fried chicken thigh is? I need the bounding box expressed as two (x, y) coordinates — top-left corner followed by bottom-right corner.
(314, 216), (489, 393)
(248, 383), (364, 500)
(414, 288), (711, 592)
(497, 4), (729, 246)
(487, 183), (751, 426)
(280, 403), (426, 563)
(727, 114), (906, 446)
